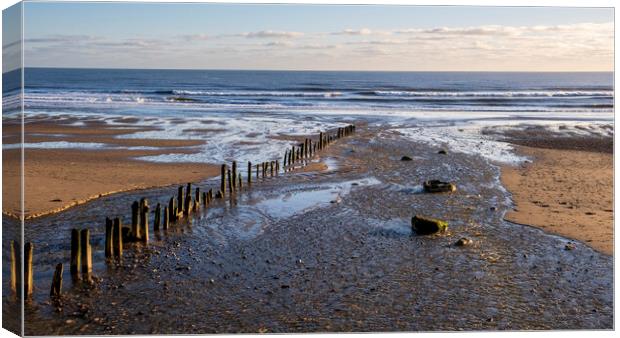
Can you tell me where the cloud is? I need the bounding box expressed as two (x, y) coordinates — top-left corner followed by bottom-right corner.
(237, 30), (303, 38)
(263, 41), (293, 47)
(333, 28), (373, 36)
(179, 34), (210, 41)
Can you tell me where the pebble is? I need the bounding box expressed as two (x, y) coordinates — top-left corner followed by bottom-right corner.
(455, 238), (473, 247)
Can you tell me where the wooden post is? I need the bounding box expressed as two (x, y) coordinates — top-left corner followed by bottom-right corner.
(178, 186), (185, 214)
(140, 200), (149, 243)
(319, 132), (323, 150)
(261, 162), (266, 178)
(195, 187), (200, 206)
(154, 203), (161, 231)
(202, 192), (207, 207)
(238, 173), (243, 190)
(105, 218), (113, 258)
(70, 229), (81, 276)
(168, 197), (176, 222)
(24, 242), (34, 298)
(291, 145), (295, 163)
(232, 161), (237, 191)
(283, 151), (287, 167)
(255, 164), (259, 180)
(10, 240), (19, 294)
(304, 139), (309, 158)
(113, 218), (123, 258)
(248, 161), (252, 185)
(275, 160), (280, 175)
(184, 190), (191, 216)
(289, 147), (293, 165)
(184, 195), (192, 216)
(309, 139), (313, 157)
(163, 206), (169, 230)
(50, 263), (63, 299)
(208, 189), (213, 204)
(131, 201), (140, 240)
(80, 229), (92, 276)
(270, 161), (274, 176)
(220, 164), (227, 198)
(227, 169), (233, 194)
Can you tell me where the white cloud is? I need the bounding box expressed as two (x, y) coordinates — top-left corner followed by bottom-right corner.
(333, 28), (373, 36)
(238, 30), (303, 39)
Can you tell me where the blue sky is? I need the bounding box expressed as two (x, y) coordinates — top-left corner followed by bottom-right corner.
(3, 2), (614, 71)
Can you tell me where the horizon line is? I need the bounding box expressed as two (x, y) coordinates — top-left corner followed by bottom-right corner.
(6, 66), (614, 73)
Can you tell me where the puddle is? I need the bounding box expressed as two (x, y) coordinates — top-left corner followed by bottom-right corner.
(252, 177), (381, 219)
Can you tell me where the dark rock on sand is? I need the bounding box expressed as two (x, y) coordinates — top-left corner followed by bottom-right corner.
(438, 149), (448, 154)
(423, 180), (456, 193)
(455, 238), (473, 246)
(411, 215), (448, 235)
(401, 156), (413, 161)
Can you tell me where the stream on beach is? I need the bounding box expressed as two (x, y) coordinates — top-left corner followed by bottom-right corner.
(2, 126), (613, 334)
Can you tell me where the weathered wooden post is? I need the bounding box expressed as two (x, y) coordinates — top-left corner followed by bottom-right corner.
(270, 161), (274, 176)
(238, 173), (243, 190)
(184, 195), (192, 216)
(105, 218), (113, 258)
(202, 192), (208, 207)
(248, 161), (252, 185)
(208, 189), (213, 204)
(140, 200), (149, 243)
(256, 163), (260, 180)
(262, 162), (266, 178)
(227, 169), (233, 194)
(232, 161), (237, 191)
(113, 218), (123, 258)
(288, 147), (293, 166)
(319, 132), (323, 150)
(178, 186), (185, 214)
(309, 139), (313, 157)
(168, 197), (176, 222)
(195, 187), (200, 206)
(275, 160), (280, 174)
(163, 206), (169, 230)
(24, 242), (34, 298)
(154, 203), (161, 231)
(220, 164), (227, 198)
(291, 145), (295, 163)
(283, 151), (287, 167)
(80, 229), (92, 276)
(10, 240), (19, 294)
(304, 139), (309, 158)
(50, 263), (63, 299)
(131, 201), (141, 240)
(70, 229), (81, 276)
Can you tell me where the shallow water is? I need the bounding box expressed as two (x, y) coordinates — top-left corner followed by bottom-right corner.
(2, 126), (613, 334)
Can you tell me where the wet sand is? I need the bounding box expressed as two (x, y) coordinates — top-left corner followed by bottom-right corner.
(500, 135), (613, 255)
(2, 117), (218, 219)
(2, 124), (612, 334)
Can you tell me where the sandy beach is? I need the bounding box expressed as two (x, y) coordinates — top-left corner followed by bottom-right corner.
(2, 117), (221, 219)
(499, 132), (613, 255)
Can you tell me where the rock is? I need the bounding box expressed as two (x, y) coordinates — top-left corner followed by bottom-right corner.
(438, 149), (448, 154)
(401, 156), (413, 161)
(423, 180), (456, 193)
(564, 242), (576, 251)
(411, 215), (448, 235)
(455, 238), (473, 246)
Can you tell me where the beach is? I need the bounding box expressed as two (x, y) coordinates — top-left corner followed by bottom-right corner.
(2, 69), (614, 334)
(501, 141), (613, 255)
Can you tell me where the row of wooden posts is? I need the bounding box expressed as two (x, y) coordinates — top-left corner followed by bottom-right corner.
(9, 124), (356, 300)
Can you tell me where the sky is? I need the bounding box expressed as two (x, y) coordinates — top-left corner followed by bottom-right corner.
(2, 2), (615, 71)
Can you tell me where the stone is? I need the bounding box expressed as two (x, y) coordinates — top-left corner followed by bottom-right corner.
(401, 156), (413, 161)
(411, 215), (448, 235)
(438, 149), (448, 154)
(455, 238), (473, 246)
(423, 180), (456, 193)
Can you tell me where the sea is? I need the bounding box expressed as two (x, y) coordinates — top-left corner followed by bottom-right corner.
(2, 68), (615, 163)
